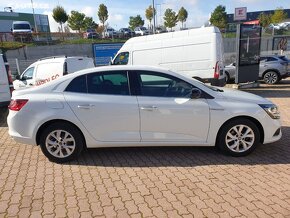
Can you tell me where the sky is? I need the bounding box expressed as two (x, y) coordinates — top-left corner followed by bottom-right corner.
(1, 0), (289, 31)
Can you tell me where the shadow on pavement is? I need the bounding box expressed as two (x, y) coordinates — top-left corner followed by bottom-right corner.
(65, 126), (290, 167)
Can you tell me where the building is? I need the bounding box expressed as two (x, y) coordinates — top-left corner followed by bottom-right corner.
(0, 11), (50, 33)
(226, 9), (290, 32)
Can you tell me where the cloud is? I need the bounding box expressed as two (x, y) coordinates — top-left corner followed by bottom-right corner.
(81, 6), (95, 18)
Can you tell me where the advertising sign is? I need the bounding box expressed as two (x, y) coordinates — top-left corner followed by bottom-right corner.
(234, 7), (247, 21)
(92, 43), (124, 66)
(236, 24), (262, 83)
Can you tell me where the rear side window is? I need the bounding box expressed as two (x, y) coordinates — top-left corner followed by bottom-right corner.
(265, 57), (277, 62)
(65, 75), (87, 93)
(87, 71), (130, 95)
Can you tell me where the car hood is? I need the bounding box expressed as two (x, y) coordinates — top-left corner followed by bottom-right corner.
(217, 87), (271, 104)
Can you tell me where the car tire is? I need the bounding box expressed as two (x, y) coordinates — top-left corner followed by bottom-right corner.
(263, 71), (280, 84)
(217, 119), (260, 157)
(39, 122), (84, 163)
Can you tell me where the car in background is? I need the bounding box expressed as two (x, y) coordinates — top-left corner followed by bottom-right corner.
(7, 65), (282, 163)
(134, 27), (149, 36)
(104, 28), (117, 38)
(155, 27), (166, 34)
(224, 55), (288, 84)
(11, 21), (33, 42)
(118, 28), (135, 38)
(83, 29), (98, 39)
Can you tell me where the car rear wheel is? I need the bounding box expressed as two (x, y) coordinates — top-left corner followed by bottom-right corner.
(263, 71), (279, 84)
(39, 122), (84, 163)
(217, 119), (260, 156)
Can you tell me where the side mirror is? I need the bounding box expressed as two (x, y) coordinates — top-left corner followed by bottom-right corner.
(10, 28), (13, 32)
(15, 75), (20, 80)
(191, 88), (202, 99)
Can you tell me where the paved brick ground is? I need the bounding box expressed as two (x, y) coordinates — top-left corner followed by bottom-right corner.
(0, 79), (290, 217)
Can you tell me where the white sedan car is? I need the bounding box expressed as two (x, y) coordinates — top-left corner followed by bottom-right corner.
(7, 65), (282, 163)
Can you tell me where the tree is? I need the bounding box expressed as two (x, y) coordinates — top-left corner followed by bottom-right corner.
(98, 4), (108, 26)
(163, 8), (178, 31)
(67, 11), (86, 32)
(209, 5), (227, 29)
(129, 15), (144, 30)
(83, 17), (97, 31)
(271, 7), (287, 24)
(52, 6), (68, 35)
(145, 5), (156, 30)
(258, 13), (271, 28)
(178, 7), (188, 29)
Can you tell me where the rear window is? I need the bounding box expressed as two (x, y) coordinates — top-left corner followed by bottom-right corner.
(278, 56), (289, 62)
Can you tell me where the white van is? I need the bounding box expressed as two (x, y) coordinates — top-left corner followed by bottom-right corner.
(0, 54), (13, 106)
(112, 26), (225, 86)
(13, 56), (95, 89)
(11, 21), (33, 42)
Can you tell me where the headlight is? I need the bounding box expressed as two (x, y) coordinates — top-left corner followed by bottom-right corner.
(259, 104), (280, 119)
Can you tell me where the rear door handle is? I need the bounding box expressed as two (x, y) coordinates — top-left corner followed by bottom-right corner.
(77, 104), (95, 109)
(140, 105), (158, 111)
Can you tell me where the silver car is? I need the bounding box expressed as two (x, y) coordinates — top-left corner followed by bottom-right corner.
(225, 55), (288, 84)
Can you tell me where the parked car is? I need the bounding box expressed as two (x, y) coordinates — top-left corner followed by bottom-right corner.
(104, 28), (117, 38)
(83, 29), (98, 39)
(155, 27), (166, 34)
(134, 26), (149, 36)
(13, 56), (95, 89)
(118, 28), (135, 38)
(7, 65), (281, 163)
(0, 54), (13, 106)
(225, 55), (289, 84)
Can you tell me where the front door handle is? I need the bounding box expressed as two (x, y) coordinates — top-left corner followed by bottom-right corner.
(140, 105), (158, 111)
(77, 104), (95, 109)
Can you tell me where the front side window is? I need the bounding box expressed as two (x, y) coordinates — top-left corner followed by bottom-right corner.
(87, 71), (130, 95)
(113, 52), (129, 65)
(21, 67), (34, 80)
(138, 71), (193, 98)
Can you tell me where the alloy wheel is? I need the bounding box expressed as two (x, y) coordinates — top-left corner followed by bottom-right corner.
(225, 124), (255, 153)
(45, 130), (76, 158)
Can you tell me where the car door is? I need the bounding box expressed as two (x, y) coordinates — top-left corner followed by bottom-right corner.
(13, 67), (35, 89)
(133, 71), (210, 143)
(64, 71), (140, 142)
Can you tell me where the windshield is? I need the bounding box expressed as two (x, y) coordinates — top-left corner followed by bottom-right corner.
(13, 24), (30, 30)
(140, 27), (147, 30)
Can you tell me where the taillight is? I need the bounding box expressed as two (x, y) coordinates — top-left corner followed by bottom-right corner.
(214, 61), (220, 79)
(8, 99), (28, 111)
(5, 62), (14, 94)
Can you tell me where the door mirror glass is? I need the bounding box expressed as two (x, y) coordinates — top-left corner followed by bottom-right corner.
(15, 75), (20, 80)
(191, 88), (202, 99)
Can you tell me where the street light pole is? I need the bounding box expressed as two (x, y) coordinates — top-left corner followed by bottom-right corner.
(31, 0), (39, 40)
(152, 0), (156, 34)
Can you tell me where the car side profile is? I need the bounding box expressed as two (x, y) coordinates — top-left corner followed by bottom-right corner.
(7, 65), (282, 163)
(225, 55), (288, 84)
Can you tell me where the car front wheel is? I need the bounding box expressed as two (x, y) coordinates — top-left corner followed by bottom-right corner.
(39, 122), (84, 163)
(217, 119), (260, 156)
